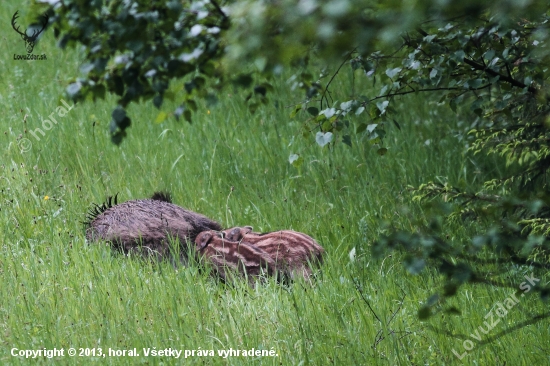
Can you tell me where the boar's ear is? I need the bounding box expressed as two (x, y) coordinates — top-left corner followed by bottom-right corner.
(196, 232), (213, 250)
(226, 227), (245, 241)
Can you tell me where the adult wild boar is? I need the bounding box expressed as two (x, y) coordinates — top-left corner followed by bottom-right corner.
(85, 192), (222, 262)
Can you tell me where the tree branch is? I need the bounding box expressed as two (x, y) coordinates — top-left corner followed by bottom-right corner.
(209, 0), (228, 21)
(320, 50), (354, 109)
(462, 57), (537, 94)
(365, 84), (491, 104)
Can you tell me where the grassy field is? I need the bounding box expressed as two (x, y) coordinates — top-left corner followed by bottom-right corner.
(0, 3), (548, 365)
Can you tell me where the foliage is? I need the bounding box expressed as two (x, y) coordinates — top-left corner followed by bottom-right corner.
(4, 47), (548, 361)
(234, 1), (550, 322)
(36, 0), (547, 144)
(347, 15), (550, 317)
(35, 0), (550, 324)
(38, 0), (231, 144)
(230, 0), (550, 322)
(6, 35), (538, 363)
(2, 0), (550, 360)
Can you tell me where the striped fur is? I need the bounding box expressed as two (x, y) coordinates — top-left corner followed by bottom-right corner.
(220, 227), (325, 280)
(195, 230), (277, 282)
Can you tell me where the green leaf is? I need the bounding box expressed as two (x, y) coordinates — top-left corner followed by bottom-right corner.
(248, 102), (259, 114)
(174, 105), (185, 121)
(254, 57), (267, 71)
(290, 104), (302, 118)
(449, 98), (457, 113)
(316, 132), (333, 147)
(153, 95), (163, 109)
(426, 294), (439, 306)
(164, 91), (175, 102)
(254, 85), (267, 96)
(321, 120), (333, 131)
(342, 135), (352, 147)
(194, 76), (206, 89)
(444, 283), (458, 296)
(321, 108), (336, 118)
(187, 100), (197, 112)
(392, 119), (401, 130)
(289, 154), (303, 167)
(418, 307), (431, 320)
(386, 67), (402, 79)
(260, 82), (274, 92)
(111, 76), (124, 96)
(183, 110), (192, 123)
(92, 85), (106, 101)
(112, 106), (127, 124)
(452, 50), (465, 62)
(199, 61), (216, 76)
(111, 130), (126, 146)
(367, 124), (378, 133)
(307, 107), (319, 116)
(484, 49), (495, 62)
(80, 63), (95, 74)
(205, 93), (218, 106)
(185, 81), (195, 93)
(469, 79), (483, 89)
(445, 307), (462, 315)
(404, 256), (425, 274)
(350, 58), (362, 70)
(376, 100), (389, 114)
(307, 85), (320, 98)
(155, 111), (167, 124)
(301, 72), (313, 82)
(66, 82), (82, 98)
(233, 74), (253, 88)
(356, 123), (368, 133)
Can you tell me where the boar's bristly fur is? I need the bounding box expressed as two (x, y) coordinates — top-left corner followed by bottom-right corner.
(150, 191), (172, 203)
(85, 192), (222, 262)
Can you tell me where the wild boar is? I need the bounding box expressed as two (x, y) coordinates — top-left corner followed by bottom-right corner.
(195, 230), (277, 282)
(221, 226), (324, 280)
(85, 192), (222, 262)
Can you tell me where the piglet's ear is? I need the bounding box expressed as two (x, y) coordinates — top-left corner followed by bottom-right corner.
(196, 232), (213, 250)
(243, 226), (253, 233)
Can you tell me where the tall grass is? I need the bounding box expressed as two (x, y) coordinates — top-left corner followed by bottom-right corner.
(0, 2), (548, 365)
